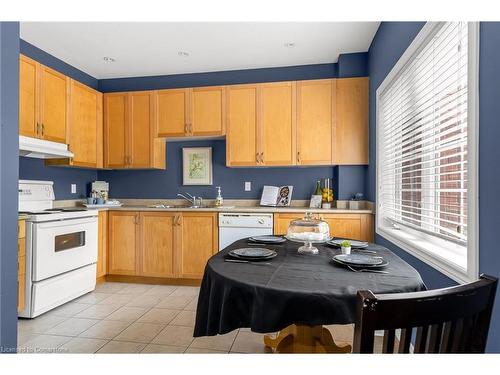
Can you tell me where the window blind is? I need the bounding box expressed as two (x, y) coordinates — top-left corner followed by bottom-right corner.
(378, 22), (469, 246)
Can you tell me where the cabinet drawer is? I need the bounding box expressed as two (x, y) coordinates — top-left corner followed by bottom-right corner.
(18, 237), (26, 257)
(18, 220), (25, 239)
(18, 255), (26, 276)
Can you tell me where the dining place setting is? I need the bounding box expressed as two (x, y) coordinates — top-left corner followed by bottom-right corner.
(194, 213), (426, 353)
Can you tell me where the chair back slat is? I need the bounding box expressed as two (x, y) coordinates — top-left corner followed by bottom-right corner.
(398, 328), (412, 353)
(382, 329), (396, 353)
(414, 326), (429, 353)
(353, 274), (497, 354)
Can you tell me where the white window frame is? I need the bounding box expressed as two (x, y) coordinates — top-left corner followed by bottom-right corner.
(376, 22), (479, 284)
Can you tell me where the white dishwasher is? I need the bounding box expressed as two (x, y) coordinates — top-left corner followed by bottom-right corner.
(218, 213), (274, 251)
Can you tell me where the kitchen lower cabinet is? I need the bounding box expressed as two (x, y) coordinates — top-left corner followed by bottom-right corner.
(139, 212), (177, 278)
(107, 211), (217, 280)
(18, 219), (26, 312)
(178, 212), (218, 279)
(108, 211), (139, 275)
(273, 212), (374, 242)
(96, 211), (108, 279)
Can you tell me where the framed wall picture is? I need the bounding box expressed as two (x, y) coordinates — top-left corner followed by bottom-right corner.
(182, 147), (213, 185)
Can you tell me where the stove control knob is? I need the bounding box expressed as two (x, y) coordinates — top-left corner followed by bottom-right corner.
(258, 219), (265, 224)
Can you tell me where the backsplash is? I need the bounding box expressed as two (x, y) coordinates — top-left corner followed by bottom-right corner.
(98, 140), (367, 201)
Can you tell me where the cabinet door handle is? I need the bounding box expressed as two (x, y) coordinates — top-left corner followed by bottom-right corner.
(41, 123), (45, 137)
(184, 123), (188, 134)
(36, 123), (40, 137)
(189, 123), (193, 135)
(134, 214), (139, 225)
(260, 152), (264, 164)
(256, 153), (259, 163)
(297, 151), (301, 163)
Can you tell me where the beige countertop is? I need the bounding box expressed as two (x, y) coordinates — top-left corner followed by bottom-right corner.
(54, 198), (374, 214)
(92, 205), (373, 214)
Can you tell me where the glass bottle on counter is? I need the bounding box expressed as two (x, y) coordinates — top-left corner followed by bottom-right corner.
(314, 180), (322, 196)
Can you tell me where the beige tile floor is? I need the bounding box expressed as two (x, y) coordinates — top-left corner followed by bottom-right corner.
(17, 282), (357, 354)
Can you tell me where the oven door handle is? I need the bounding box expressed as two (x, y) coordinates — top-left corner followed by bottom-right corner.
(35, 217), (97, 229)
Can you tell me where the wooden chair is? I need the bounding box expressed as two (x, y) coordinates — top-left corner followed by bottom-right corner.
(352, 274), (498, 353)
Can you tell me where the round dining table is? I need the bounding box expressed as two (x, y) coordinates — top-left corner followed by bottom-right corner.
(193, 238), (425, 353)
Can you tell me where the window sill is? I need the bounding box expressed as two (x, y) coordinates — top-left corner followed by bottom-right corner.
(376, 225), (472, 284)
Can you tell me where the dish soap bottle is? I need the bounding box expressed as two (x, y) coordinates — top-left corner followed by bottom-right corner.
(215, 186), (224, 207)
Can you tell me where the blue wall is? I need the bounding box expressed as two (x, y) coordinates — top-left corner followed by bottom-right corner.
(368, 22), (500, 352)
(19, 48), (369, 201)
(19, 157), (97, 199)
(0, 22), (20, 353)
(98, 140), (361, 201)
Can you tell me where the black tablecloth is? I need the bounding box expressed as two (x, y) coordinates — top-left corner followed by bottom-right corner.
(193, 239), (426, 337)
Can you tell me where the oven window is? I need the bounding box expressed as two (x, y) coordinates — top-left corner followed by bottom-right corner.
(54, 231), (85, 252)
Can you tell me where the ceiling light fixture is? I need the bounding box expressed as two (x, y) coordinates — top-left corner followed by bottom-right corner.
(178, 51), (190, 57)
(284, 42), (296, 48)
(103, 56), (116, 62)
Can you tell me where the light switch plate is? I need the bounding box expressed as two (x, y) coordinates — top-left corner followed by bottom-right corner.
(71, 184), (76, 194)
(245, 182), (251, 191)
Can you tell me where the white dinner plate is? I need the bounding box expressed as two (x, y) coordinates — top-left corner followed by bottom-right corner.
(333, 254), (383, 266)
(229, 248), (277, 258)
(327, 239), (369, 248)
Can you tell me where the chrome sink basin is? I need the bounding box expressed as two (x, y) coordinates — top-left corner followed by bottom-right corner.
(147, 204), (202, 209)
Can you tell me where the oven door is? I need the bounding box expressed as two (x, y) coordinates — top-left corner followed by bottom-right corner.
(32, 216), (98, 282)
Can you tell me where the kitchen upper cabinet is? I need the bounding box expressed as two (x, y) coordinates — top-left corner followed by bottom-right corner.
(19, 55), (38, 138)
(226, 84), (259, 167)
(39, 65), (69, 143)
(19, 54), (68, 143)
(156, 86), (225, 138)
(108, 211), (139, 275)
(139, 212), (177, 278)
(129, 91), (154, 168)
(104, 91), (165, 169)
(296, 79), (335, 165)
(178, 212), (218, 279)
(104, 93), (127, 168)
(334, 77), (369, 165)
(191, 86), (225, 136)
(156, 88), (189, 137)
(46, 79), (103, 168)
(96, 211), (108, 279)
(260, 82), (296, 166)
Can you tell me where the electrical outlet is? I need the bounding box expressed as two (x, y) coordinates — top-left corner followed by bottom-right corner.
(71, 184), (77, 194)
(245, 182), (251, 191)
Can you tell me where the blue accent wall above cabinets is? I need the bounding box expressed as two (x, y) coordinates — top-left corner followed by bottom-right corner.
(368, 22), (500, 352)
(99, 63), (338, 92)
(19, 157), (98, 199)
(20, 39), (98, 89)
(0, 22), (20, 353)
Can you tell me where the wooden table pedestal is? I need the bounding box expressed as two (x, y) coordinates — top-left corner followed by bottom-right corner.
(264, 324), (352, 353)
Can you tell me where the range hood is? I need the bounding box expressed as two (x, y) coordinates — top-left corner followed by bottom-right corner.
(19, 136), (74, 159)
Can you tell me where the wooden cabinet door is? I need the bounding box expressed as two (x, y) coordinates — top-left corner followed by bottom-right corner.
(39, 65), (68, 143)
(320, 214), (373, 242)
(178, 213), (218, 279)
(69, 80), (102, 168)
(129, 91), (153, 168)
(334, 77), (369, 165)
(96, 211), (108, 279)
(260, 82), (296, 166)
(273, 213), (304, 235)
(108, 211), (139, 275)
(139, 212), (177, 278)
(191, 86), (225, 136)
(156, 88), (189, 137)
(226, 84), (259, 166)
(19, 55), (39, 138)
(297, 79), (334, 165)
(104, 93), (128, 168)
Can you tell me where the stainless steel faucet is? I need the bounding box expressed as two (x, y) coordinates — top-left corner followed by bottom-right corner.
(177, 192), (202, 207)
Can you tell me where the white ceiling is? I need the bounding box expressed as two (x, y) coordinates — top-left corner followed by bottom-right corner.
(20, 22), (379, 79)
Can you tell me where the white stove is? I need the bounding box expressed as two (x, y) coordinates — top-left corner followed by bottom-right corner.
(18, 180), (98, 318)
